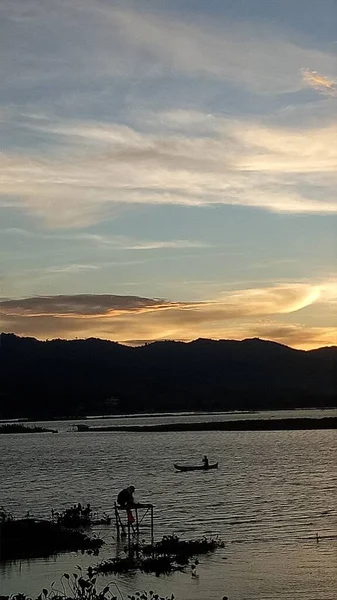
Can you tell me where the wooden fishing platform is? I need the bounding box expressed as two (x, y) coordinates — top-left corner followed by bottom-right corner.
(114, 502), (154, 549)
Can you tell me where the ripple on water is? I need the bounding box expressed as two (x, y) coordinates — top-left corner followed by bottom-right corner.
(0, 427), (336, 599)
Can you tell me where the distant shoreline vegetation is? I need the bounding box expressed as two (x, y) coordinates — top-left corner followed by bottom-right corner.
(0, 424), (58, 434)
(75, 416), (337, 433)
(1, 333), (336, 420)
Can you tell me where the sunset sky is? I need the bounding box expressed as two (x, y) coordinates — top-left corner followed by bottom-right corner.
(1, 0), (336, 349)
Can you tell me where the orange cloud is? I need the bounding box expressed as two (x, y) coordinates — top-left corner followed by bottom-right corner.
(301, 69), (337, 95)
(1, 284), (336, 349)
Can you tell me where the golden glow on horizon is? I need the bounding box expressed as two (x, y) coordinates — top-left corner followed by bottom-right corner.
(1, 2), (336, 354)
(1, 283), (336, 350)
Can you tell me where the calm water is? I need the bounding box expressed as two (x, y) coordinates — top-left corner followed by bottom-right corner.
(1, 414), (336, 600)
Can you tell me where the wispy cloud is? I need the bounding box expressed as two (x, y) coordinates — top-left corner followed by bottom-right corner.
(301, 69), (337, 96)
(231, 321), (336, 351)
(0, 294), (167, 317)
(1, 283), (336, 349)
(46, 264), (99, 275)
(1, 114), (336, 227)
(2, 2), (336, 227)
(0, 228), (209, 251)
(1, 1), (335, 352)
(109, 7), (335, 94)
(2, 1), (335, 97)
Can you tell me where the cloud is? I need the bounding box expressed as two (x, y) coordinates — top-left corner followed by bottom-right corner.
(109, 7), (336, 94)
(46, 264), (99, 275)
(301, 69), (337, 96)
(0, 227), (208, 251)
(2, 1), (335, 97)
(1, 283), (335, 349)
(0, 294), (168, 317)
(234, 322), (336, 351)
(1, 2), (336, 227)
(1, 113), (336, 227)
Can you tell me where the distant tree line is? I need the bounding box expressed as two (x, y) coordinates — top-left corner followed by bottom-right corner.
(0, 333), (336, 419)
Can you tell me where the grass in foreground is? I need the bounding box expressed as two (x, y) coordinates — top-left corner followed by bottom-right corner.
(1, 571), (230, 600)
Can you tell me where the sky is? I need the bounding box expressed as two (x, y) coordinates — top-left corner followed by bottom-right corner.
(0, 0), (336, 349)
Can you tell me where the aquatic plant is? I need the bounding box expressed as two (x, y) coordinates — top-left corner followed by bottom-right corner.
(2, 587), (228, 600)
(54, 504), (92, 529)
(93, 555), (181, 577)
(141, 534), (225, 558)
(0, 506), (14, 523)
(2, 573), (116, 600)
(0, 518), (103, 561)
(3, 573), (180, 600)
(93, 534), (225, 577)
(0, 424), (58, 434)
(126, 593), (175, 600)
(53, 505), (111, 529)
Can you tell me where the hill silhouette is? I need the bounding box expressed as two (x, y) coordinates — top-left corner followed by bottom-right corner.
(0, 333), (336, 419)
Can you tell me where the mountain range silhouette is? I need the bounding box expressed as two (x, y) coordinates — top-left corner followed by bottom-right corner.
(0, 334), (336, 419)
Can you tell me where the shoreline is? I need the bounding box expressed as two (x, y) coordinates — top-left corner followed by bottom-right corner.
(76, 416), (337, 432)
(0, 424), (58, 434)
(1, 407), (335, 424)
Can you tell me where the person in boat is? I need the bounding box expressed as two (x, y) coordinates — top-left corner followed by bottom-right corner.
(202, 455), (209, 469)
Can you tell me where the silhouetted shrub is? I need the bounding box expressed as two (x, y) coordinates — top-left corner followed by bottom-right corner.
(93, 534), (224, 576)
(0, 518), (103, 561)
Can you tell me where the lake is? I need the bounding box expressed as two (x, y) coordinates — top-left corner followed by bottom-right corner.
(1, 411), (336, 600)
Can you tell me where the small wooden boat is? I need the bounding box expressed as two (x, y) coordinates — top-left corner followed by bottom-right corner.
(174, 462), (218, 472)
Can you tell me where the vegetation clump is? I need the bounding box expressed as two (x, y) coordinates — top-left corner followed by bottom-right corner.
(1, 572), (180, 600)
(0, 424), (58, 434)
(53, 504), (111, 529)
(92, 555), (181, 577)
(142, 534), (224, 558)
(0, 572), (115, 600)
(93, 535), (224, 577)
(0, 513), (103, 561)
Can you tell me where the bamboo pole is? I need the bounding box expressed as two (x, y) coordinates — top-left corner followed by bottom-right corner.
(114, 503), (120, 541)
(127, 517), (131, 553)
(150, 505), (154, 547)
(115, 503), (154, 549)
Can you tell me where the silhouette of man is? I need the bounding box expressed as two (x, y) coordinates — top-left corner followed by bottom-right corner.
(202, 455), (209, 469)
(117, 485), (136, 524)
(117, 486), (153, 526)
(117, 485), (136, 508)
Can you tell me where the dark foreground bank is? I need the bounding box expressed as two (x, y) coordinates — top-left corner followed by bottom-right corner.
(0, 519), (102, 561)
(76, 416), (337, 432)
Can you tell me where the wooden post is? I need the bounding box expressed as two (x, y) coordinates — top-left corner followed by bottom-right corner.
(127, 517), (131, 553)
(150, 505), (154, 547)
(114, 503), (154, 549)
(114, 503), (120, 541)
